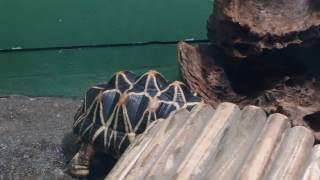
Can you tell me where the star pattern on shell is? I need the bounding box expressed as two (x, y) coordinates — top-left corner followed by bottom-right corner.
(73, 70), (200, 157)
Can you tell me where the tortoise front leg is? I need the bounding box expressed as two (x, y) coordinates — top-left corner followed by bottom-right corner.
(69, 143), (96, 177)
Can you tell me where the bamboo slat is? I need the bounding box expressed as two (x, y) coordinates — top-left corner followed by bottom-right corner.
(105, 103), (316, 180)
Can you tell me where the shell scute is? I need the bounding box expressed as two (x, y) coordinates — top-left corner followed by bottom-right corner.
(124, 94), (150, 132)
(101, 90), (120, 124)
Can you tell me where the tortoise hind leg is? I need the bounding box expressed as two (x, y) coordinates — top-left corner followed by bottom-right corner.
(69, 143), (96, 177)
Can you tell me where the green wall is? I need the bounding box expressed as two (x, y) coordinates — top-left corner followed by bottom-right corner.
(0, 0), (211, 97)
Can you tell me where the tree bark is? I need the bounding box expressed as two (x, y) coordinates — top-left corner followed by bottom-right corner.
(177, 42), (320, 142)
(207, 0), (320, 58)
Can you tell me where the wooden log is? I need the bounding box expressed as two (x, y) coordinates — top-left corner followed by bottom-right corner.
(302, 145), (320, 180)
(237, 113), (290, 180)
(105, 108), (191, 180)
(106, 103), (316, 180)
(202, 105), (267, 180)
(174, 102), (240, 180)
(144, 104), (215, 180)
(106, 103), (213, 180)
(311, 145), (320, 162)
(266, 126), (315, 180)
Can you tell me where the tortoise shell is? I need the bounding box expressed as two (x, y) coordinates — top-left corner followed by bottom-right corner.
(73, 70), (200, 158)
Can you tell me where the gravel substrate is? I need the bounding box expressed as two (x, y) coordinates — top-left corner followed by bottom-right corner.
(0, 96), (81, 180)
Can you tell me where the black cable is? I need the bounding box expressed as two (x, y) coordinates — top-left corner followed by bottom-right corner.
(0, 39), (209, 54)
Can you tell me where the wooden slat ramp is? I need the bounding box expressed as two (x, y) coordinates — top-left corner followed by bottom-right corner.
(106, 103), (318, 180)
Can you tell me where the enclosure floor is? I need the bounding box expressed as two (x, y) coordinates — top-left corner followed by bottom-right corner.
(0, 96), (79, 180)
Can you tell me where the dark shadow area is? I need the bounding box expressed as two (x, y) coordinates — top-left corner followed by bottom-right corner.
(86, 152), (117, 180)
(304, 111), (320, 132)
(210, 41), (320, 97)
(304, 111), (320, 144)
(311, 0), (320, 10)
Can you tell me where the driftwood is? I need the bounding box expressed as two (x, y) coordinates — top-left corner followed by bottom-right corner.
(237, 113), (289, 180)
(266, 126), (314, 180)
(303, 145), (320, 180)
(207, 0), (320, 58)
(177, 41), (320, 142)
(106, 103), (316, 180)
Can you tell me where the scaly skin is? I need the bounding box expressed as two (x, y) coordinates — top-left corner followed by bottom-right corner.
(70, 143), (96, 177)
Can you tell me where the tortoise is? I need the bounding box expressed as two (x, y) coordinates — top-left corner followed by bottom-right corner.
(69, 70), (200, 177)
